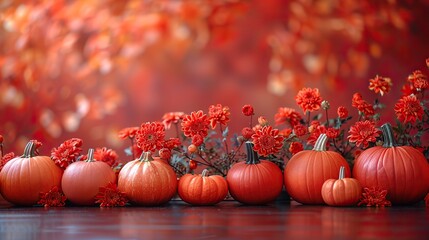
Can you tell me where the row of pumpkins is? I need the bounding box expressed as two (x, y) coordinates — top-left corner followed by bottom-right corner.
(0, 123), (428, 206)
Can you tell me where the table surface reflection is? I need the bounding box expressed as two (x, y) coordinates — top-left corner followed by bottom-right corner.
(0, 200), (428, 240)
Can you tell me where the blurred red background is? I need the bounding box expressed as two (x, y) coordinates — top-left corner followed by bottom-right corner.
(1, 0), (428, 159)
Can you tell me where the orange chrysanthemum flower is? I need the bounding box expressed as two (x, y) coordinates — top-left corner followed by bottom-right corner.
(394, 95), (424, 124)
(348, 120), (380, 148)
(408, 70), (428, 91)
(351, 93), (374, 117)
(274, 107), (302, 127)
(118, 127), (139, 139)
(181, 110), (210, 138)
(369, 75), (392, 96)
(295, 88), (322, 113)
(135, 122), (166, 152)
(251, 126), (285, 156)
(208, 104), (230, 129)
(162, 112), (185, 130)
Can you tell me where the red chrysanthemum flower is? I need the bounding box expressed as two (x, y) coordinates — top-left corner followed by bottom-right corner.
(95, 182), (128, 207)
(242, 127), (254, 139)
(337, 106), (349, 119)
(325, 127), (340, 139)
(242, 104), (254, 116)
(358, 187), (391, 207)
(348, 120), (380, 148)
(118, 127), (139, 139)
(308, 120), (321, 133)
(164, 138), (181, 150)
(369, 75), (392, 96)
(162, 112), (185, 130)
(408, 70), (428, 91)
(307, 125), (327, 145)
(208, 104), (230, 129)
(181, 110), (210, 138)
(293, 124), (307, 137)
(352, 94), (375, 117)
(251, 126), (285, 156)
(394, 95), (424, 124)
(295, 88), (322, 113)
(93, 147), (119, 167)
(279, 128), (292, 137)
(38, 186), (67, 207)
(352, 93), (363, 107)
(274, 107), (302, 127)
(159, 148), (171, 160)
(51, 138), (83, 169)
(136, 122), (166, 152)
(191, 134), (204, 146)
(0, 152), (15, 171)
(289, 142), (304, 155)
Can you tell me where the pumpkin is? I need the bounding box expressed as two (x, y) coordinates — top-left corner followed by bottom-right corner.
(61, 148), (116, 206)
(353, 123), (429, 205)
(226, 141), (283, 205)
(284, 134), (351, 205)
(321, 166), (362, 206)
(0, 141), (62, 206)
(178, 169), (228, 205)
(118, 152), (177, 206)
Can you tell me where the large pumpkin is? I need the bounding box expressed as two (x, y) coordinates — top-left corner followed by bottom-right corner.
(0, 141), (62, 206)
(118, 152), (177, 206)
(226, 141), (283, 205)
(61, 148), (116, 206)
(353, 123), (429, 205)
(284, 134), (351, 205)
(178, 169), (228, 205)
(321, 166), (362, 206)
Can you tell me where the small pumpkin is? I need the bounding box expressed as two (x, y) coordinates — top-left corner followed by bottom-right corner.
(321, 166), (362, 206)
(226, 141), (283, 205)
(61, 148), (116, 206)
(353, 123), (429, 205)
(0, 141), (62, 206)
(284, 134), (351, 205)
(118, 152), (177, 206)
(178, 169), (228, 205)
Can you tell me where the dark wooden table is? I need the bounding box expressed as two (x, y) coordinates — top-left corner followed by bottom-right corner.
(0, 200), (428, 240)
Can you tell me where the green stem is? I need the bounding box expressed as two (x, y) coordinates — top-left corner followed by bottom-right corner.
(85, 148), (95, 162)
(313, 134), (328, 151)
(381, 123), (397, 148)
(22, 141), (36, 158)
(138, 151), (153, 162)
(201, 169), (209, 177)
(245, 141), (260, 164)
(338, 166), (345, 180)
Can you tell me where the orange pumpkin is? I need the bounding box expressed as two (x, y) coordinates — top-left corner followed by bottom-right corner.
(0, 141), (62, 206)
(284, 134), (351, 204)
(61, 148), (116, 206)
(353, 123), (429, 205)
(226, 142), (283, 205)
(321, 166), (362, 206)
(178, 169), (228, 205)
(118, 152), (177, 206)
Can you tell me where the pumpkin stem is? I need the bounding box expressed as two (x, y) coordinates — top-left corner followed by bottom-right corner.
(338, 166), (345, 180)
(85, 148), (95, 162)
(381, 123), (397, 148)
(201, 169), (209, 177)
(313, 134), (327, 151)
(138, 152), (153, 162)
(245, 141), (260, 165)
(22, 141), (36, 158)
